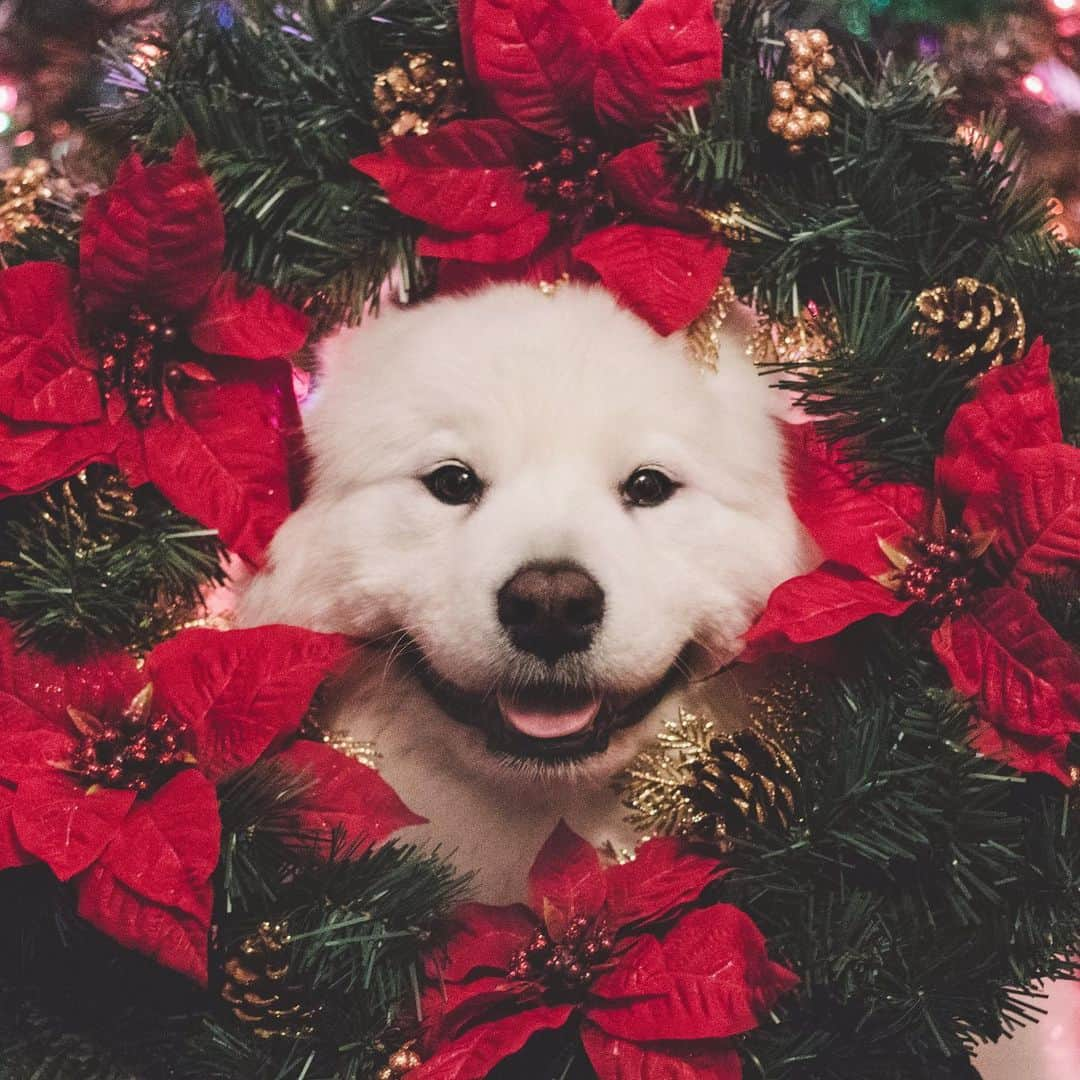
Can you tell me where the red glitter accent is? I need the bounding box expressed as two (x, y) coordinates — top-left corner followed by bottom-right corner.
(67, 688), (192, 795)
(507, 915), (614, 995)
(895, 526), (982, 619)
(522, 136), (623, 238)
(94, 305), (182, 424)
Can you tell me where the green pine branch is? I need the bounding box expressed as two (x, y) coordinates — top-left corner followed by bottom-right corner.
(668, 8), (1080, 478)
(0, 467), (226, 658)
(724, 627), (1080, 1079)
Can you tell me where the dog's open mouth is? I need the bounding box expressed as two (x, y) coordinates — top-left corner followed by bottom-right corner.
(407, 647), (682, 763)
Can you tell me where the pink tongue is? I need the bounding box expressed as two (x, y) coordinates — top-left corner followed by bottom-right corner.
(498, 696), (601, 739)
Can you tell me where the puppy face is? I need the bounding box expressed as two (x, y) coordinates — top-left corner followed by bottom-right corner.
(243, 284), (804, 773)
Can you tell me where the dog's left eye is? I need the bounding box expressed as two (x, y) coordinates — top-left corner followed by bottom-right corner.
(622, 467), (678, 508)
(423, 462), (484, 505)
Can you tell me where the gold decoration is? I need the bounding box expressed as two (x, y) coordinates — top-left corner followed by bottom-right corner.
(685, 280), (738, 372)
(303, 708), (379, 768)
(696, 201), (749, 243)
(321, 730), (379, 768)
(377, 1042), (422, 1079)
(222, 922), (317, 1040)
(768, 29), (835, 155)
(615, 708), (716, 839)
(538, 272), (571, 296)
(616, 673), (813, 847)
(750, 303), (839, 370)
(0, 160), (52, 244)
(911, 277), (1026, 370)
(373, 52), (467, 142)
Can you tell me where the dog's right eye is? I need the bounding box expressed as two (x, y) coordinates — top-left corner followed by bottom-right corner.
(423, 463), (484, 505)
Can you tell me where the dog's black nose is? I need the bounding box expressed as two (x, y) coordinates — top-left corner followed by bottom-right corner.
(497, 562), (605, 662)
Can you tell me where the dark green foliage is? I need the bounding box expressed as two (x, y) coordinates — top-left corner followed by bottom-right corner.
(0, 467), (226, 657)
(725, 629), (1080, 1078)
(0, 866), (208, 1080)
(103, 0), (460, 329)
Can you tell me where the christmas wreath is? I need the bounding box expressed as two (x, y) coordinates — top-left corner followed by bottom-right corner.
(0, 1), (1078, 1079)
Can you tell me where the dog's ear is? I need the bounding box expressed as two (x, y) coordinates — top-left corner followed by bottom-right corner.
(237, 499), (353, 632)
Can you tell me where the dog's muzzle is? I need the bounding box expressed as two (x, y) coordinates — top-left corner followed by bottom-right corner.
(403, 641), (683, 763)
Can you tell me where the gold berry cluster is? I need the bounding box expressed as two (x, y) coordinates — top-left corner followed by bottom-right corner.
(767, 29), (835, 154)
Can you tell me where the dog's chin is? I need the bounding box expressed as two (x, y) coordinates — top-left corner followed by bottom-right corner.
(408, 645), (685, 769)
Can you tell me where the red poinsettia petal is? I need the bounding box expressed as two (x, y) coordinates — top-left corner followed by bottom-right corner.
(789, 423), (932, 576)
(0, 622), (144, 730)
(273, 739), (425, 852)
(528, 820), (607, 931)
(976, 444), (1080, 589)
(940, 339), (1061, 501)
(187, 273), (310, 361)
(740, 563), (913, 662)
(0, 727), (75, 784)
(432, 902), (538, 982)
(970, 721), (1073, 786)
(459, 0), (618, 136)
(602, 142), (697, 228)
(75, 770), (219, 983)
(593, 0), (722, 132)
(12, 772), (135, 881)
(0, 263), (102, 425)
(588, 905), (798, 1042)
(93, 770), (219, 913)
(414, 1005), (574, 1079)
(590, 933), (672, 1002)
(0, 413), (120, 497)
(423, 974), (542, 1046)
(581, 1022), (741, 1080)
(418, 214), (553, 264)
(604, 837), (723, 929)
(437, 243), (594, 294)
(0, 786), (33, 871)
(932, 590), (1080, 771)
(574, 225), (728, 336)
(80, 138), (225, 316)
(139, 366), (298, 565)
(147, 626), (351, 782)
(354, 120), (548, 242)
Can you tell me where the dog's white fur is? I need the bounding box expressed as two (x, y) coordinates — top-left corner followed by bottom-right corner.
(241, 283), (807, 901)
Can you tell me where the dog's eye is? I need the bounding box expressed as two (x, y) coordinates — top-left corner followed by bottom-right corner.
(622, 468), (678, 508)
(423, 463), (484, 505)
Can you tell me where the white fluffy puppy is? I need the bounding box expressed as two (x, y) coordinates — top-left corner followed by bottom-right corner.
(242, 283), (806, 901)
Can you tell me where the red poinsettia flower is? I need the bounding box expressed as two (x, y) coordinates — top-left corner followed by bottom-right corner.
(0, 137), (310, 564)
(353, 0), (728, 335)
(413, 822), (797, 1079)
(0, 622), (420, 982)
(744, 341), (1080, 782)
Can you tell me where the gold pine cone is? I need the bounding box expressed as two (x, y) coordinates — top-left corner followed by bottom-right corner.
(912, 277), (1026, 369)
(680, 724), (799, 844)
(221, 922), (317, 1040)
